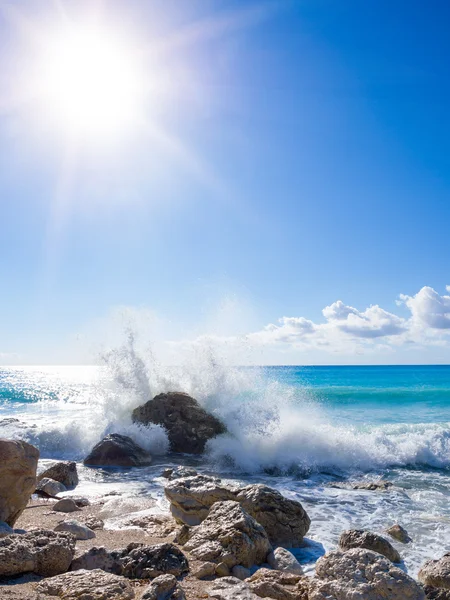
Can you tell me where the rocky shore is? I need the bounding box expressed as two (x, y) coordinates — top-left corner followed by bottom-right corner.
(0, 392), (449, 599)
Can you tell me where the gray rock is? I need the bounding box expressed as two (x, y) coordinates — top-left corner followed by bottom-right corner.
(67, 496), (91, 507)
(352, 480), (393, 491)
(141, 574), (186, 600)
(309, 548), (425, 600)
(424, 586), (450, 599)
(36, 477), (67, 496)
(36, 568), (134, 599)
(38, 461), (79, 489)
(267, 547), (303, 575)
(215, 562), (231, 577)
(0, 529), (75, 577)
(184, 500), (272, 569)
(419, 553), (450, 590)
(53, 498), (81, 513)
(173, 524), (191, 545)
(84, 517), (105, 530)
(236, 484), (311, 547)
(209, 576), (258, 600)
(0, 438), (39, 526)
(84, 433), (152, 467)
(193, 561), (216, 579)
(165, 475), (238, 526)
(71, 542), (189, 580)
(55, 519), (96, 540)
(247, 567), (305, 600)
(339, 529), (401, 563)
(232, 565), (252, 580)
(162, 466), (198, 480)
(387, 523), (412, 544)
(132, 391), (227, 454)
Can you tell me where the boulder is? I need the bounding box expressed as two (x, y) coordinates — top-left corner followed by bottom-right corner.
(141, 574), (186, 600)
(386, 523), (412, 544)
(339, 529), (401, 563)
(173, 524), (191, 545)
(53, 498), (81, 513)
(71, 542), (189, 580)
(216, 562), (231, 577)
(193, 561), (216, 579)
(38, 461), (79, 489)
(0, 438), (39, 526)
(236, 484), (310, 547)
(309, 548), (425, 600)
(84, 433), (152, 467)
(184, 500), (272, 569)
(209, 576), (259, 600)
(36, 477), (67, 496)
(247, 568), (306, 600)
(267, 547), (303, 575)
(55, 519), (96, 540)
(232, 565), (252, 580)
(132, 392), (226, 454)
(0, 529), (75, 577)
(419, 553), (450, 589)
(424, 587), (450, 599)
(36, 568), (134, 599)
(164, 475), (238, 525)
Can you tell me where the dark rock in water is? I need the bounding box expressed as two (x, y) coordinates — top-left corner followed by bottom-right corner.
(132, 392), (226, 454)
(386, 523), (412, 544)
(38, 461), (79, 489)
(83, 433), (152, 467)
(71, 542), (189, 580)
(0, 438), (39, 526)
(339, 529), (401, 563)
(162, 466), (198, 480)
(352, 480), (393, 491)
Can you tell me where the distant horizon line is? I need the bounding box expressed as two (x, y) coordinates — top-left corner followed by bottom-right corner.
(2, 363), (450, 368)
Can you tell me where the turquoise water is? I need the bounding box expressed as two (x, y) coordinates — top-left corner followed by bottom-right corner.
(1, 363), (450, 575)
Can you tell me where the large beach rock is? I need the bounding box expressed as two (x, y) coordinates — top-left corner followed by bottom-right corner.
(424, 588), (450, 599)
(38, 461), (79, 489)
(339, 529), (401, 563)
(164, 475), (238, 525)
(132, 392), (226, 454)
(236, 484), (311, 547)
(0, 438), (39, 526)
(141, 574), (186, 600)
(184, 500), (272, 568)
(71, 542), (189, 580)
(36, 477), (67, 497)
(386, 523), (412, 544)
(36, 569), (135, 600)
(419, 553), (450, 589)
(0, 529), (75, 577)
(55, 519), (96, 540)
(267, 547), (303, 575)
(83, 433), (152, 467)
(247, 568), (307, 600)
(309, 548), (425, 600)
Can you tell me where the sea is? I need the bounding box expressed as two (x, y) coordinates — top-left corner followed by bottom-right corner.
(1, 361), (450, 577)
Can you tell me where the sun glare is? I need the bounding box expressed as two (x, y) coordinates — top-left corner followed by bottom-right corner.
(38, 25), (144, 138)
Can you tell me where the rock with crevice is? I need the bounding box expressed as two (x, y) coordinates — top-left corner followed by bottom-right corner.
(141, 574), (186, 600)
(38, 461), (79, 489)
(36, 568), (134, 599)
(339, 529), (401, 563)
(84, 433), (152, 467)
(184, 500), (272, 569)
(419, 553), (450, 590)
(0, 529), (75, 578)
(0, 438), (39, 526)
(309, 548), (425, 600)
(132, 391), (227, 454)
(236, 484), (311, 547)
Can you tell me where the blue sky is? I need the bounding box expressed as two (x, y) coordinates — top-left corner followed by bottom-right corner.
(1, 0), (450, 365)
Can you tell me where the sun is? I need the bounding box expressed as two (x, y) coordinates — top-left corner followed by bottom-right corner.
(37, 24), (145, 139)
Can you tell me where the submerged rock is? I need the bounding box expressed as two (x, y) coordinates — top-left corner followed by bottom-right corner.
(162, 466), (198, 480)
(141, 574), (186, 600)
(0, 438), (39, 526)
(36, 569), (135, 600)
(339, 529), (401, 563)
(38, 461), (79, 489)
(386, 523), (412, 544)
(84, 433), (152, 467)
(0, 529), (75, 578)
(132, 391), (227, 454)
(309, 548), (425, 600)
(419, 553), (450, 590)
(184, 500), (272, 569)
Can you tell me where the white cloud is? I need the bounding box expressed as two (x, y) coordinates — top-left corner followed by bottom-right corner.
(399, 286), (450, 329)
